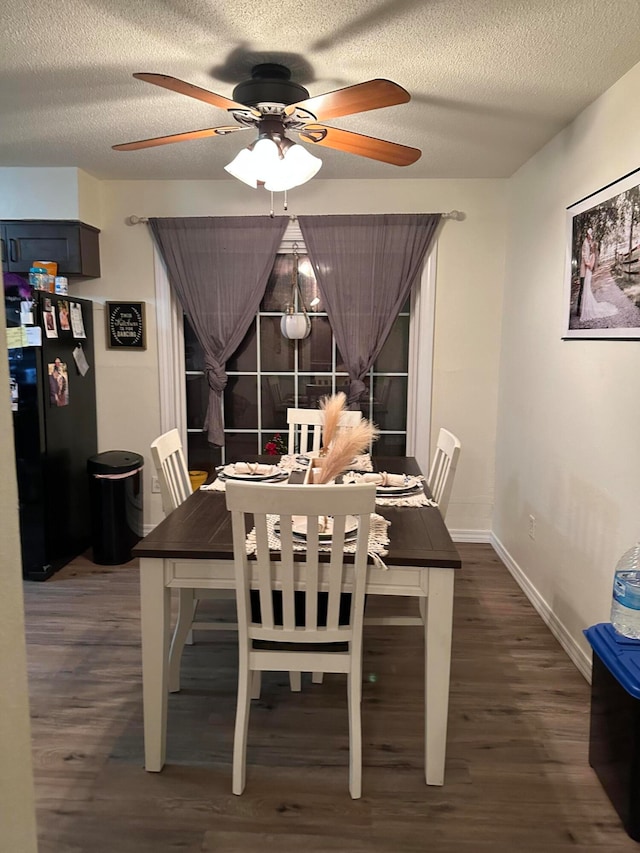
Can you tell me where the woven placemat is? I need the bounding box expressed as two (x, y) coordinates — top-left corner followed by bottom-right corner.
(245, 513), (391, 570)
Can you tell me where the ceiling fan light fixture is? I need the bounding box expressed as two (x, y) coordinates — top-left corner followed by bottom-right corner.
(225, 123), (322, 193)
(224, 148), (258, 187)
(251, 136), (282, 172)
(264, 143), (322, 191)
(115, 72), (421, 174)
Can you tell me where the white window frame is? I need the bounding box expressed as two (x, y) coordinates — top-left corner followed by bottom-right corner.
(153, 226), (437, 468)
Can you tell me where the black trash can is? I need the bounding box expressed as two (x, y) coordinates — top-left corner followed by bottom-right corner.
(584, 622), (640, 841)
(88, 450), (144, 565)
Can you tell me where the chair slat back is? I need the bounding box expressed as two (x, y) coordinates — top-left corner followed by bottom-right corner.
(427, 428), (461, 519)
(150, 428), (192, 515)
(287, 408), (363, 455)
(226, 482), (375, 644)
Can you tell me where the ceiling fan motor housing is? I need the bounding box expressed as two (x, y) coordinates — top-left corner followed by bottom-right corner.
(232, 63), (309, 108)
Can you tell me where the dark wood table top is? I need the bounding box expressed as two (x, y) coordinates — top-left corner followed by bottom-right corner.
(133, 457), (461, 570)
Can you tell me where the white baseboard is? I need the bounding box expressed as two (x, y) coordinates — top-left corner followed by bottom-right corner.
(450, 528), (492, 543)
(490, 533), (592, 682)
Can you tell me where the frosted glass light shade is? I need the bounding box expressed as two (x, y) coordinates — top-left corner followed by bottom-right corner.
(280, 312), (310, 339)
(264, 144), (322, 191)
(225, 137), (322, 192)
(224, 148), (258, 188)
(286, 144), (322, 183)
(251, 137), (281, 173)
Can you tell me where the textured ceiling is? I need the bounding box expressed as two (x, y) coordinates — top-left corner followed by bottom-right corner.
(2, 0), (640, 182)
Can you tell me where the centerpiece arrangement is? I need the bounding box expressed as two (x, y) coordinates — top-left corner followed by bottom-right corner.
(310, 392), (379, 484)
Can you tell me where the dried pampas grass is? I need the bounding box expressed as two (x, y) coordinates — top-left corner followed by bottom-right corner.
(319, 391), (347, 451)
(314, 418), (379, 484)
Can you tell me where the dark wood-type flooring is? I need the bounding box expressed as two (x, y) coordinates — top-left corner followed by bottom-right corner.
(24, 543), (636, 852)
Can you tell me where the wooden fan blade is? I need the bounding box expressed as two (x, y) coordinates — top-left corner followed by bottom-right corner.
(133, 73), (251, 112)
(112, 126), (248, 151)
(298, 124), (421, 166)
(288, 79), (410, 121)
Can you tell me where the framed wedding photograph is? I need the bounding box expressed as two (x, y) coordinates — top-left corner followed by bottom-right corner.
(564, 168), (640, 339)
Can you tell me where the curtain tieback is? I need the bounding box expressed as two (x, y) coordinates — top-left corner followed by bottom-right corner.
(205, 362), (228, 394)
(348, 378), (367, 405)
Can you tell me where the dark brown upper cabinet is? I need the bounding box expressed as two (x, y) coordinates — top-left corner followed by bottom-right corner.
(1, 220), (101, 278)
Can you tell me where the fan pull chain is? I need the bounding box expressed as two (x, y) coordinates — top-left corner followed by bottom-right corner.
(268, 190), (290, 216)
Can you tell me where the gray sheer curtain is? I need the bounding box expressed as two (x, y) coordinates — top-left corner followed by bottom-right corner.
(298, 213), (442, 407)
(149, 216), (288, 445)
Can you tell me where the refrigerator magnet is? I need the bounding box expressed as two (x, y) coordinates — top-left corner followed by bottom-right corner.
(43, 307), (58, 338)
(58, 300), (71, 332)
(70, 302), (86, 339)
(73, 345), (90, 377)
(48, 359), (69, 407)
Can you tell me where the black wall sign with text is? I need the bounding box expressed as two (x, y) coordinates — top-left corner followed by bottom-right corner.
(106, 302), (146, 350)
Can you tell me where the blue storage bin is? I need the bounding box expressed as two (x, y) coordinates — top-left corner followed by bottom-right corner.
(584, 622), (640, 841)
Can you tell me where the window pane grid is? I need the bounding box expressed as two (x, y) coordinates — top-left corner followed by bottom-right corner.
(185, 251), (410, 468)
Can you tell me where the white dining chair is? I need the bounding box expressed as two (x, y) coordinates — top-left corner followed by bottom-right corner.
(286, 407), (362, 455)
(427, 428), (461, 520)
(150, 429), (235, 693)
(363, 428), (461, 636)
(286, 406), (365, 687)
(225, 480), (376, 799)
(150, 429), (301, 696)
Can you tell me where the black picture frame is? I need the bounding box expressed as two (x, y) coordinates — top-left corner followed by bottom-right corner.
(564, 168), (640, 339)
(106, 301), (146, 349)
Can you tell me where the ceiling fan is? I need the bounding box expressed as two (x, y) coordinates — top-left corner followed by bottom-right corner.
(113, 64), (421, 190)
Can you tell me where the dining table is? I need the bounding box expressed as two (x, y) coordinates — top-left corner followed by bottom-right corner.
(132, 455), (462, 786)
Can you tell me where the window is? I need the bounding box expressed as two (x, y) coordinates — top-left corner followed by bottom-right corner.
(153, 226), (436, 479)
(183, 252), (411, 471)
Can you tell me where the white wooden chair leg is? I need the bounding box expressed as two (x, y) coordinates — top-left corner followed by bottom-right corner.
(312, 672), (324, 684)
(186, 594), (198, 645)
(251, 671), (262, 700)
(347, 667), (362, 799)
(233, 660), (252, 795)
(168, 589), (196, 693)
(289, 671), (302, 692)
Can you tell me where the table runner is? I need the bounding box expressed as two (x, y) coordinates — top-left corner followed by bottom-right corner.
(279, 453), (373, 472)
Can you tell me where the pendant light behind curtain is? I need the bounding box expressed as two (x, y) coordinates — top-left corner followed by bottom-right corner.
(280, 243), (311, 340)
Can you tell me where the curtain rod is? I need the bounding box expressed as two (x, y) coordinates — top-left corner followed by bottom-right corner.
(126, 210), (464, 226)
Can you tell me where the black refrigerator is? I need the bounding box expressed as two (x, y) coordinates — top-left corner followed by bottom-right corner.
(5, 275), (97, 579)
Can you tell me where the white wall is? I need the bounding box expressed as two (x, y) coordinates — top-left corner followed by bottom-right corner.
(77, 169), (103, 229)
(0, 322), (38, 850)
(0, 166), (81, 219)
(0, 169), (507, 535)
(495, 59), (640, 675)
(94, 177), (506, 532)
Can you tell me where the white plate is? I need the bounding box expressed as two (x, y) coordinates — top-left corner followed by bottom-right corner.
(375, 477), (422, 495)
(291, 515), (358, 540)
(376, 483), (422, 498)
(219, 472), (288, 484)
(221, 465), (284, 481)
